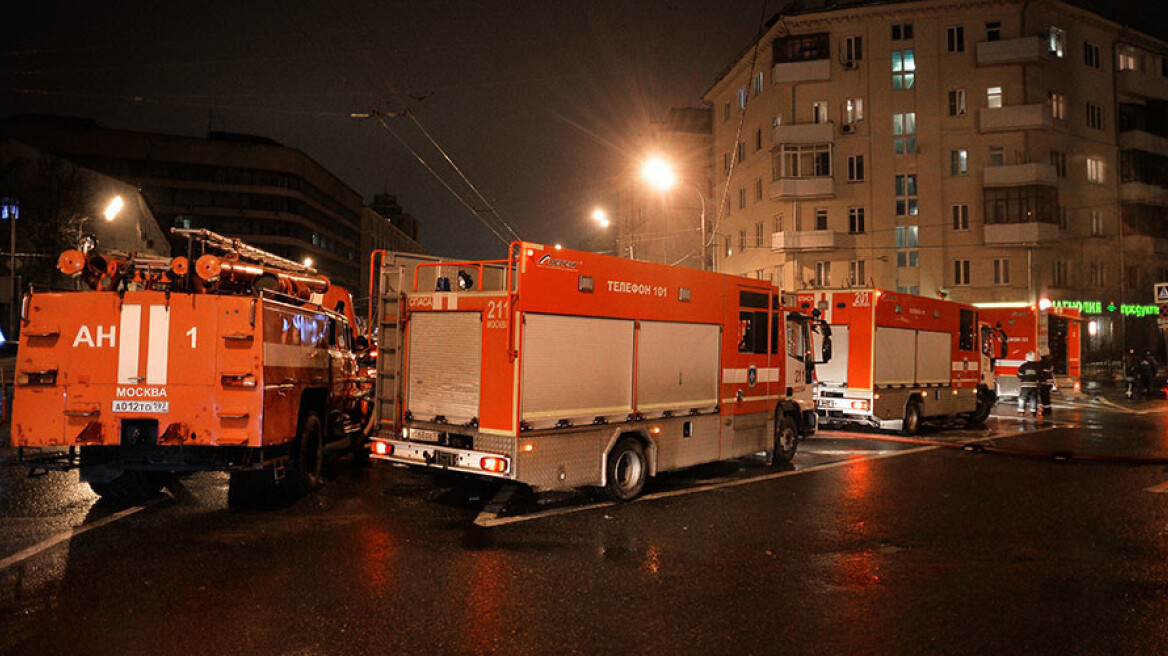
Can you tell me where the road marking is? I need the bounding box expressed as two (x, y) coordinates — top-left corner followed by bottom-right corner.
(0, 497), (164, 572)
(1145, 480), (1168, 494)
(474, 428), (1054, 528)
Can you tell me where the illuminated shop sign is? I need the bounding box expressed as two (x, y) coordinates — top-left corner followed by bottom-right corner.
(1051, 300), (1159, 317)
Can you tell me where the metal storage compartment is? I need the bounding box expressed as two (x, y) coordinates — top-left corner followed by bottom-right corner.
(406, 312), (483, 424)
(636, 321), (720, 413)
(520, 313), (634, 428)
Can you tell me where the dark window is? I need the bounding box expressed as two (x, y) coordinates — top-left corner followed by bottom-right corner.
(738, 311), (769, 354)
(947, 26), (965, 53)
(983, 185), (1060, 224)
(739, 290), (769, 309)
(986, 21), (1001, 41)
(775, 32), (831, 63)
(959, 310), (976, 352)
(892, 23), (913, 40)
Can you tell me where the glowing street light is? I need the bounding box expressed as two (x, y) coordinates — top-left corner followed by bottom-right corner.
(103, 195), (125, 222)
(639, 155), (707, 270)
(303, 257), (314, 268)
(591, 208), (610, 229)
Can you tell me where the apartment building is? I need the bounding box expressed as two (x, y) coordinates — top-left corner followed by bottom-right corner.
(704, 0), (1168, 356)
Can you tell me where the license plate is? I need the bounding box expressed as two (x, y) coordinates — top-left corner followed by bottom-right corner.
(112, 401), (169, 414)
(410, 429), (441, 443)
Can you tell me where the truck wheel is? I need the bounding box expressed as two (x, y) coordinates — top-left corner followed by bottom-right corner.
(966, 389), (995, 426)
(770, 413), (799, 465)
(287, 412), (325, 498)
(604, 438), (647, 501)
(900, 399), (922, 436)
(227, 470), (276, 509)
(88, 470), (167, 503)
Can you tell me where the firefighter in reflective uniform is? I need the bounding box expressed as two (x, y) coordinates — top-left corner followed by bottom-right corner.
(1037, 352), (1056, 417)
(1016, 352), (1040, 417)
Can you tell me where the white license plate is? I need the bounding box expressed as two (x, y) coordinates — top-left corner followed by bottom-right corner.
(409, 429), (441, 443)
(112, 401), (169, 414)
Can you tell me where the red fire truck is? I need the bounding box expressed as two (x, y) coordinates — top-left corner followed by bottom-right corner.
(369, 243), (831, 500)
(12, 229), (370, 505)
(801, 289), (992, 434)
(975, 304), (1082, 397)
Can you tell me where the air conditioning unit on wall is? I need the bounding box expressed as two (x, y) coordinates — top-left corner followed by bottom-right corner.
(843, 60), (859, 70)
(840, 123), (855, 134)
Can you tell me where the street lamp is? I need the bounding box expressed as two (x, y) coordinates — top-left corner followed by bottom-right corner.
(639, 155), (708, 271)
(591, 208), (610, 229)
(103, 195), (124, 222)
(303, 257), (314, 268)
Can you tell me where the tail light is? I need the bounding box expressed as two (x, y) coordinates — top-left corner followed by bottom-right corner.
(220, 373), (257, 387)
(480, 456), (508, 474)
(850, 400), (870, 411)
(372, 440), (391, 456)
(18, 370), (57, 386)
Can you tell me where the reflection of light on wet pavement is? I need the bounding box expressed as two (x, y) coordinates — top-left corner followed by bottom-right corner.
(644, 544), (662, 575)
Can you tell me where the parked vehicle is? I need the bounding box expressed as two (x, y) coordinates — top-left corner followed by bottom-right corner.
(802, 289), (991, 434)
(975, 304), (1082, 398)
(368, 243), (830, 500)
(12, 229), (370, 505)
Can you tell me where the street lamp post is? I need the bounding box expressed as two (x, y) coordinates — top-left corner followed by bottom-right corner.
(639, 156), (708, 271)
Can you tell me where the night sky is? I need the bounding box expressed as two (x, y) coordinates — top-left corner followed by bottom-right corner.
(3, 0), (768, 260)
(3, 0), (1160, 260)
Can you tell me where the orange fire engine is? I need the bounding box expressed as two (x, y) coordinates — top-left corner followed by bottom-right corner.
(12, 229), (370, 505)
(799, 289), (992, 434)
(975, 304), (1082, 397)
(369, 243), (831, 500)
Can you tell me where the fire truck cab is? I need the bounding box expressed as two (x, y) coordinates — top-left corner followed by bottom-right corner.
(370, 243), (830, 500)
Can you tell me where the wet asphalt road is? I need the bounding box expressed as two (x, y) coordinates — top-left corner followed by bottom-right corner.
(4, 398), (1168, 655)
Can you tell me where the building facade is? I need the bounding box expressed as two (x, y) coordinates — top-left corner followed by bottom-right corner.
(703, 0), (1168, 358)
(360, 193), (426, 303)
(0, 115), (368, 292)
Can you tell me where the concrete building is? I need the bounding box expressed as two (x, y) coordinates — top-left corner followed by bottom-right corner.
(360, 193), (426, 302)
(703, 0), (1168, 358)
(0, 115), (368, 292)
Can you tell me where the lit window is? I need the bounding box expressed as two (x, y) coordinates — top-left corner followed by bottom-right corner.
(893, 112), (916, 154)
(812, 101), (829, 124)
(950, 149), (968, 175)
(1048, 27), (1065, 57)
(1049, 91), (1066, 119)
(896, 225), (919, 268)
(987, 86), (1003, 109)
(1087, 156), (1105, 183)
(892, 49), (916, 89)
(845, 97), (864, 124)
(753, 71), (765, 96)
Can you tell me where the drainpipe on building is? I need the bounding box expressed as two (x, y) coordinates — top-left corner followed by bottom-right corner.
(1115, 29), (1128, 364)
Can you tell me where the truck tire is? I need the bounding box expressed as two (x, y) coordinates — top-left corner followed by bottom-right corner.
(88, 470), (167, 503)
(770, 413), (799, 465)
(604, 438), (647, 501)
(900, 399), (922, 436)
(966, 389), (995, 426)
(286, 411), (325, 498)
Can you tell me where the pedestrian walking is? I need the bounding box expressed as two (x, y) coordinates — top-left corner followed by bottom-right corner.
(1017, 352), (1040, 417)
(1140, 350), (1158, 399)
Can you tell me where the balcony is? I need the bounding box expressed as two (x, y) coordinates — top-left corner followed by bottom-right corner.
(1120, 182), (1168, 205)
(773, 122), (834, 145)
(769, 176), (834, 199)
(976, 36), (1048, 66)
(772, 59), (831, 84)
(979, 104), (1054, 133)
(1117, 70), (1168, 102)
(983, 163), (1058, 187)
(984, 221), (1060, 246)
(1125, 234), (1168, 255)
(1120, 130), (1168, 158)
(772, 230), (837, 252)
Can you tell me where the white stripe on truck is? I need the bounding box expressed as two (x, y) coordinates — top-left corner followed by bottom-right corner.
(146, 305), (170, 385)
(117, 305), (142, 384)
